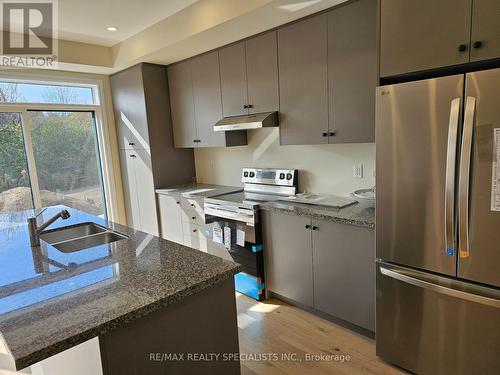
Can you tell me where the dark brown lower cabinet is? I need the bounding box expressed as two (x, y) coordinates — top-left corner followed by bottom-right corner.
(100, 278), (240, 375)
(263, 212), (314, 307)
(311, 219), (375, 331)
(263, 211), (375, 331)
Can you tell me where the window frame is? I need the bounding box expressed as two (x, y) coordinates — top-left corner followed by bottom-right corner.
(0, 72), (120, 221)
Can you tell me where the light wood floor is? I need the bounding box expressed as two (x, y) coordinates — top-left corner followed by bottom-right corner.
(236, 293), (406, 375)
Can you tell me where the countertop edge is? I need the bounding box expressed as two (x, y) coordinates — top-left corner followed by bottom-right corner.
(13, 264), (241, 370)
(260, 203), (375, 229)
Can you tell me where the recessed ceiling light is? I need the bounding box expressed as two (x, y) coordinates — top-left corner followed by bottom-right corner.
(106, 26), (118, 32)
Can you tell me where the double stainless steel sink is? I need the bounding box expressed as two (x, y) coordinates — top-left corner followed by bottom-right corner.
(39, 222), (128, 253)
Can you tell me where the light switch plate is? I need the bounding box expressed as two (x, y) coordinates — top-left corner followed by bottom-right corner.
(353, 164), (363, 178)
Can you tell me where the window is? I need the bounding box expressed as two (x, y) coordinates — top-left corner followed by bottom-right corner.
(29, 111), (105, 216)
(0, 112), (33, 212)
(0, 80), (107, 217)
(0, 82), (96, 105)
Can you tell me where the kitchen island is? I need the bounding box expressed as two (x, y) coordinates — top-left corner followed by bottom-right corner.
(0, 206), (241, 374)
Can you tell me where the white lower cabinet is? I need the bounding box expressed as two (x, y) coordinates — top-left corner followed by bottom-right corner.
(28, 338), (102, 375)
(158, 194), (183, 244)
(158, 193), (209, 252)
(119, 149), (158, 236)
(183, 224), (208, 252)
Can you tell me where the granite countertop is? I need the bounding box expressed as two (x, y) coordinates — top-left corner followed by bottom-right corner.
(0, 206), (240, 370)
(155, 183), (242, 199)
(261, 201), (375, 229)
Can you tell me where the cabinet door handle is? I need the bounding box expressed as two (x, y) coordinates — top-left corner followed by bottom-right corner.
(458, 44), (468, 52)
(193, 229), (197, 233)
(305, 224), (311, 229)
(473, 41), (483, 49)
(329, 131), (336, 137)
(176, 201), (180, 204)
(190, 204), (195, 207)
(192, 216), (196, 220)
(312, 226), (319, 231)
(322, 132), (328, 137)
(130, 154), (136, 158)
(128, 142), (135, 146)
(247, 104), (253, 108)
(243, 104), (248, 109)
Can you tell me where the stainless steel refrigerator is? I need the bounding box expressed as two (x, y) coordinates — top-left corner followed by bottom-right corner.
(376, 68), (500, 375)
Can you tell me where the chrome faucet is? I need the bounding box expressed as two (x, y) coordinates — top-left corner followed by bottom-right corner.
(27, 208), (71, 247)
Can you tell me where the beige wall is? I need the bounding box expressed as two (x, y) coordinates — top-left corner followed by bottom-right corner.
(194, 128), (375, 197)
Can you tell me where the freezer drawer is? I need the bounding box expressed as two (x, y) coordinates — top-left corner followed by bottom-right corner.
(376, 261), (500, 375)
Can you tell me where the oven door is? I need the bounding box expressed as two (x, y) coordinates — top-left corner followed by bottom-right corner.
(204, 209), (265, 300)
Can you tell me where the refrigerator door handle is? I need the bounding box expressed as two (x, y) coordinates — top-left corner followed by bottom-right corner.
(458, 96), (476, 258)
(379, 266), (500, 308)
(445, 98), (461, 255)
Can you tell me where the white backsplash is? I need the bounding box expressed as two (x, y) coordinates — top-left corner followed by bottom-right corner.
(194, 128), (375, 197)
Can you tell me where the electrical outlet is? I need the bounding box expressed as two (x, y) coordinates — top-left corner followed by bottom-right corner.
(353, 164), (363, 178)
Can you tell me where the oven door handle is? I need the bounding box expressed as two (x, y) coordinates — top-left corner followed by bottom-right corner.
(205, 204), (254, 216)
(204, 204), (256, 226)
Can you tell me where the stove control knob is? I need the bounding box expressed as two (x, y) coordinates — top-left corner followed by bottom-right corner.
(249, 171), (255, 178)
(286, 173), (293, 180)
(243, 171), (249, 177)
(279, 173), (285, 180)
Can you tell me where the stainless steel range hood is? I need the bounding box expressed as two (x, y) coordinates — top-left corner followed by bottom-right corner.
(213, 111), (278, 132)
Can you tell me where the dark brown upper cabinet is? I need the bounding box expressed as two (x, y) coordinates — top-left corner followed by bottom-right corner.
(169, 0), (377, 147)
(470, 0), (500, 62)
(191, 51), (227, 148)
(219, 42), (248, 117)
(328, 0), (377, 143)
(380, 0), (500, 77)
(168, 52), (247, 148)
(219, 31), (279, 117)
(168, 60), (197, 148)
(112, 65), (149, 150)
(278, 0), (376, 145)
(245, 32), (280, 115)
(278, 14), (329, 145)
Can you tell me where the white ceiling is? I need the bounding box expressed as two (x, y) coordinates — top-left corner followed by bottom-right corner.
(56, 0), (199, 46)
